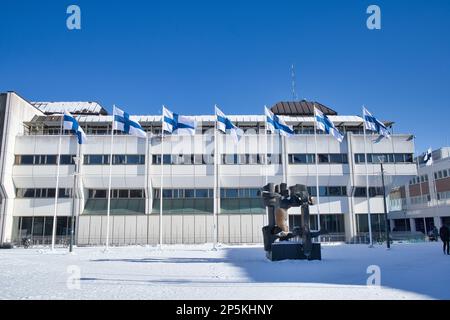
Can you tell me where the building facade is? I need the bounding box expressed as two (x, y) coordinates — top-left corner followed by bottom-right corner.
(0, 92), (417, 246)
(389, 147), (450, 233)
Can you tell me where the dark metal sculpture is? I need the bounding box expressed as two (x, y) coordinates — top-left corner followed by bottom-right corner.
(261, 183), (324, 261)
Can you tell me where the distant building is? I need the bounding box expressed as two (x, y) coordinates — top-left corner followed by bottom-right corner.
(0, 92), (417, 246)
(389, 147), (450, 234)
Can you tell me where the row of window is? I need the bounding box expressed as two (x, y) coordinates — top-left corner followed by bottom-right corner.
(353, 187), (385, 198)
(410, 174), (429, 185)
(15, 155), (76, 165)
(307, 186), (347, 197)
(152, 188), (261, 199)
(438, 191), (450, 201)
(434, 169), (450, 180)
(88, 189), (145, 199)
(354, 153), (414, 164)
(410, 195), (431, 205)
(16, 188), (72, 198)
(14, 152), (415, 166)
(152, 154), (283, 165)
(84, 155), (146, 165)
(288, 154), (348, 164)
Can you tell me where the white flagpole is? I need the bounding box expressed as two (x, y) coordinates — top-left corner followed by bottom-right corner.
(264, 107), (269, 227)
(213, 108), (218, 250)
(313, 108), (321, 233)
(105, 107), (115, 251)
(51, 115), (64, 251)
(363, 112), (374, 247)
(282, 135), (287, 184)
(159, 108), (164, 248)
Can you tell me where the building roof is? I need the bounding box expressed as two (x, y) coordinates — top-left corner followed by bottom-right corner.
(271, 100), (337, 116)
(31, 101), (108, 115)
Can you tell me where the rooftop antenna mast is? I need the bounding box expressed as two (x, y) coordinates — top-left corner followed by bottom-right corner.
(291, 64), (298, 101)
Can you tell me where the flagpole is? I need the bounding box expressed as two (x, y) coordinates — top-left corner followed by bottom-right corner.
(159, 108), (164, 248)
(264, 107), (269, 227)
(51, 115), (64, 251)
(363, 113), (374, 247)
(69, 141), (80, 253)
(313, 108), (321, 233)
(105, 108), (114, 251)
(213, 108), (218, 250)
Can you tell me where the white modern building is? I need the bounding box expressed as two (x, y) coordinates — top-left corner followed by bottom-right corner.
(0, 91), (417, 246)
(389, 147), (450, 233)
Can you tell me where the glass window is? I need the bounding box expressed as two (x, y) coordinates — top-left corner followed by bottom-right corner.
(23, 189), (35, 198)
(238, 189), (249, 198)
(119, 190), (129, 198)
(404, 154), (413, 163)
(60, 155), (74, 165)
(46, 155), (57, 165)
(292, 154), (306, 164)
(194, 154), (204, 165)
(195, 189), (209, 198)
(249, 189), (260, 197)
(59, 189), (71, 198)
(184, 189), (195, 198)
(152, 155), (161, 164)
(162, 189), (173, 198)
(163, 155), (171, 164)
(328, 186), (342, 197)
(224, 154), (237, 164)
(130, 190), (143, 198)
(113, 155), (126, 165)
(248, 154), (258, 165)
(89, 155), (104, 165)
(394, 154), (405, 163)
(318, 154), (329, 163)
(20, 155), (34, 165)
(127, 155), (141, 165)
(225, 189), (239, 198)
(183, 154), (193, 165)
(92, 190), (107, 198)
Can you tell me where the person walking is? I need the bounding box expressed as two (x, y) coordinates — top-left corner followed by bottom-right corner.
(439, 224), (450, 255)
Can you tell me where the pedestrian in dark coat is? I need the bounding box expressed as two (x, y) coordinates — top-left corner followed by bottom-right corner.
(439, 225), (450, 255)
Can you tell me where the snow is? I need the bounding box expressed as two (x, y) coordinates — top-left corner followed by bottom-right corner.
(0, 242), (449, 300)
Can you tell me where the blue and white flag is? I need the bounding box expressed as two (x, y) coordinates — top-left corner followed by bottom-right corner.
(113, 106), (147, 139)
(314, 107), (344, 143)
(63, 112), (87, 144)
(215, 106), (243, 143)
(363, 107), (391, 139)
(264, 107), (294, 137)
(162, 106), (196, 135)
(424, 148), (433, 166)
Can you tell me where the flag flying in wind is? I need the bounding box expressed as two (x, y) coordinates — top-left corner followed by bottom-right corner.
(63, 112), (87, 144)
(314, 107), (344, 142)
(113, 106), (147, 139)
(363, 107), (391, 139)
(162, 106), (196, 135)
(265, 107), (294, 137)
(215, 106), (243, 143)
(424, 148), (433, 166)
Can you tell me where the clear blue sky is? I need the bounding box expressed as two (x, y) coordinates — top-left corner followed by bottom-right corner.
(1, 0), (449, 153)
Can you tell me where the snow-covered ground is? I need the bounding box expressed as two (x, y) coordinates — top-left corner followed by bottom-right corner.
(0, 242), (449, 300)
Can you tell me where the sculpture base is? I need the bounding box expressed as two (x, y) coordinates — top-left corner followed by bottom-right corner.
(266, 242), (321, 261)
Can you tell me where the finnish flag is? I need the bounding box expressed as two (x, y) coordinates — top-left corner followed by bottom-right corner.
(265, 107), (294, 137)
(424, 148), (433, 166)
(215, 106), (243, 143)
(162, 106), (196, 135)
(63, 112), (87, 144)
(363, 107), (391, 139)
(314, 107), (344, 143)
(113, 106), (147, 139)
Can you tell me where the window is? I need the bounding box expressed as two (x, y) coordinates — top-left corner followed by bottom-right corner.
(130, 190), (143, 198)
(19, 155), (34, 165)
(195, 189), (209, 198)
(318, 154), (329, 163)
(184, 189), (195, 198)
(113, 155), (126, 165)
(354, 187), (384, 198)
(60, 155), (75, 165)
